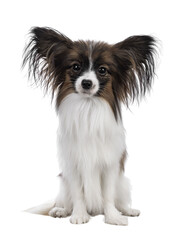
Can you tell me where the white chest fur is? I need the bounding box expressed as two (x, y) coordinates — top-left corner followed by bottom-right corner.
(57, 93), (125, 169)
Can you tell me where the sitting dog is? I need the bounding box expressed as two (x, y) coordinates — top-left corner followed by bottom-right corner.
(23, 27), (157, 225)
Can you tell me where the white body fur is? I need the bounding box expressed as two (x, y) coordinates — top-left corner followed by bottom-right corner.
(48, 93), (139, 225)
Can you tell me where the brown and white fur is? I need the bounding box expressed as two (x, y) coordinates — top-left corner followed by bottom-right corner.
(23, 27), (157, 225)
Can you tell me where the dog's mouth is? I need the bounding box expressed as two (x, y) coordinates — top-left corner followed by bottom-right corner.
(81, 90), (92, 95)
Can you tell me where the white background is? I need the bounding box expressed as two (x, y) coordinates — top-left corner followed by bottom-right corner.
(1, 0), (180, 239)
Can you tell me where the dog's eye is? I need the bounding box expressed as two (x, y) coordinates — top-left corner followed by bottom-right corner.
(98, 67), (107, 76)
(72, 64), (81, 72)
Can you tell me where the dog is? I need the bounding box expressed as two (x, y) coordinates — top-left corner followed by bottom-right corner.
(23, 27), (157, 225)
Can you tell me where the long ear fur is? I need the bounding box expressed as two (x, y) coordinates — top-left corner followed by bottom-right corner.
(112, 35), (157, 105)
(22, 27), (73, 95)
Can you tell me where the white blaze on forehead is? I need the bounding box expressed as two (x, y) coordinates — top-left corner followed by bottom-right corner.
(88, 41), (94, 70)
(82, 70), (97, 81)
(75, 70), (99, 96)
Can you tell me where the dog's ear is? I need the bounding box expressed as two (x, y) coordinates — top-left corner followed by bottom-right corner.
(22, 27), (73, 94)
(112, 35), (157, 105)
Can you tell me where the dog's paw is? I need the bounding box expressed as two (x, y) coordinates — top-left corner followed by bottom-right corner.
(49, 207), (68, 218)
(70, 214), (90, 224)
(105, 213), (128, 226)
(127, 208), (140, 217)
(122, 208), (140, 217)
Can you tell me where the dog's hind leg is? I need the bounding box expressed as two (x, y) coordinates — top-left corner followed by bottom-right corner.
(49, 175), (72, 218)
(115, 173), (140, 217)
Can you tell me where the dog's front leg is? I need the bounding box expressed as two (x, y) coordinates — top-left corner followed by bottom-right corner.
(68, 173), (90, 224)
(102, 165), (128, 226)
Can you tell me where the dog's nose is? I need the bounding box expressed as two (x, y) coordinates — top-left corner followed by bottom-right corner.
(81, 79), (93, 90)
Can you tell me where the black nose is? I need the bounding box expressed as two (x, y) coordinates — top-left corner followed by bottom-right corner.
(81, 79), (93, 90)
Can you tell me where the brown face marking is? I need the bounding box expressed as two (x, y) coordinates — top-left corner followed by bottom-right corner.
(56, 74), (74, 108)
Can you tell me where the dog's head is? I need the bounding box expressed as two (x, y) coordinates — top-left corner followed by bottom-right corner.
(23, 27), (157, 119)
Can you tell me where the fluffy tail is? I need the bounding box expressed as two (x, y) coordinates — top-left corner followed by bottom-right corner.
(25, 200), (56, 216)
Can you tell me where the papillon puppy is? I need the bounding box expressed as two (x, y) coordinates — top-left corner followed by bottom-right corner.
(23, 27), (157, 225)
